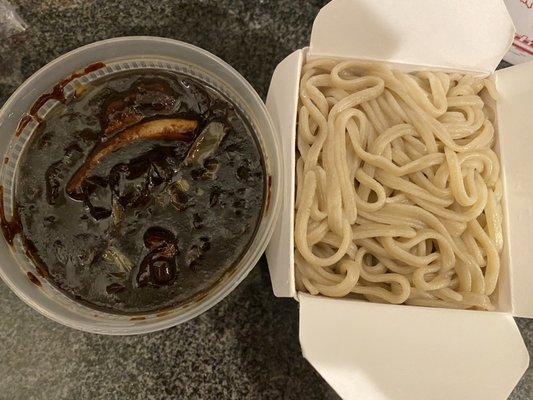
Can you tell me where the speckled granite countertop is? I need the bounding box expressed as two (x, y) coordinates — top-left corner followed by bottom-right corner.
(0, 1), (532, 399)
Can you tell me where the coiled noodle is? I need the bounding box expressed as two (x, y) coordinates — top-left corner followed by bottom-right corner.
(294, 59), (503, 310)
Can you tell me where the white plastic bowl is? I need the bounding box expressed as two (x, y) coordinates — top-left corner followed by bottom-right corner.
(0, 37), (282, 335)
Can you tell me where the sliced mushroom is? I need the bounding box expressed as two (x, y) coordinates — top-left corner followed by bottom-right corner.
(104, 111), (144, 138)
(66, 118), (198, 200)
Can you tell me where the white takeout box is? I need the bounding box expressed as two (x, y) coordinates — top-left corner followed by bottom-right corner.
(265, 1), (533, 399)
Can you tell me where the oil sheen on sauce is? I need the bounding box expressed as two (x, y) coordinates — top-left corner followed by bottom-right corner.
(13, 70), (265, 314)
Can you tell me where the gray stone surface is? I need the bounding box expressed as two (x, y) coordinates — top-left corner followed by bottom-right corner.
(0, 1), (531, 399)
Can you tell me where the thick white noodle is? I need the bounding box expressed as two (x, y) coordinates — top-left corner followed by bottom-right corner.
(294, 60), (503, 310)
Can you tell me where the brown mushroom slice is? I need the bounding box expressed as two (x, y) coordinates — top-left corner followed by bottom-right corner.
(104, 111), (144, 138)
(101, 81), (178, 138)
(66, 118), (198, 200)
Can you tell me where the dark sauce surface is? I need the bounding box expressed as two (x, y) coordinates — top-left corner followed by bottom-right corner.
(14, 70), (265, 314)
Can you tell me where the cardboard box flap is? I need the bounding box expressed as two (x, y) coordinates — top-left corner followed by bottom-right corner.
(300, 294), (529, 400)
(495, 61), (533, 318)
(265, 50), (303, 298)
(309, 0), (515, 74)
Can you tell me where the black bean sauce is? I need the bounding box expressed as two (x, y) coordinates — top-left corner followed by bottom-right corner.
(14, 70), (265, 314)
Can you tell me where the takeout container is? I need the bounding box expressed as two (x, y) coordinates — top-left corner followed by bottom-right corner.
(0, 37), (282, 334)
(265, 1), (533, 399)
